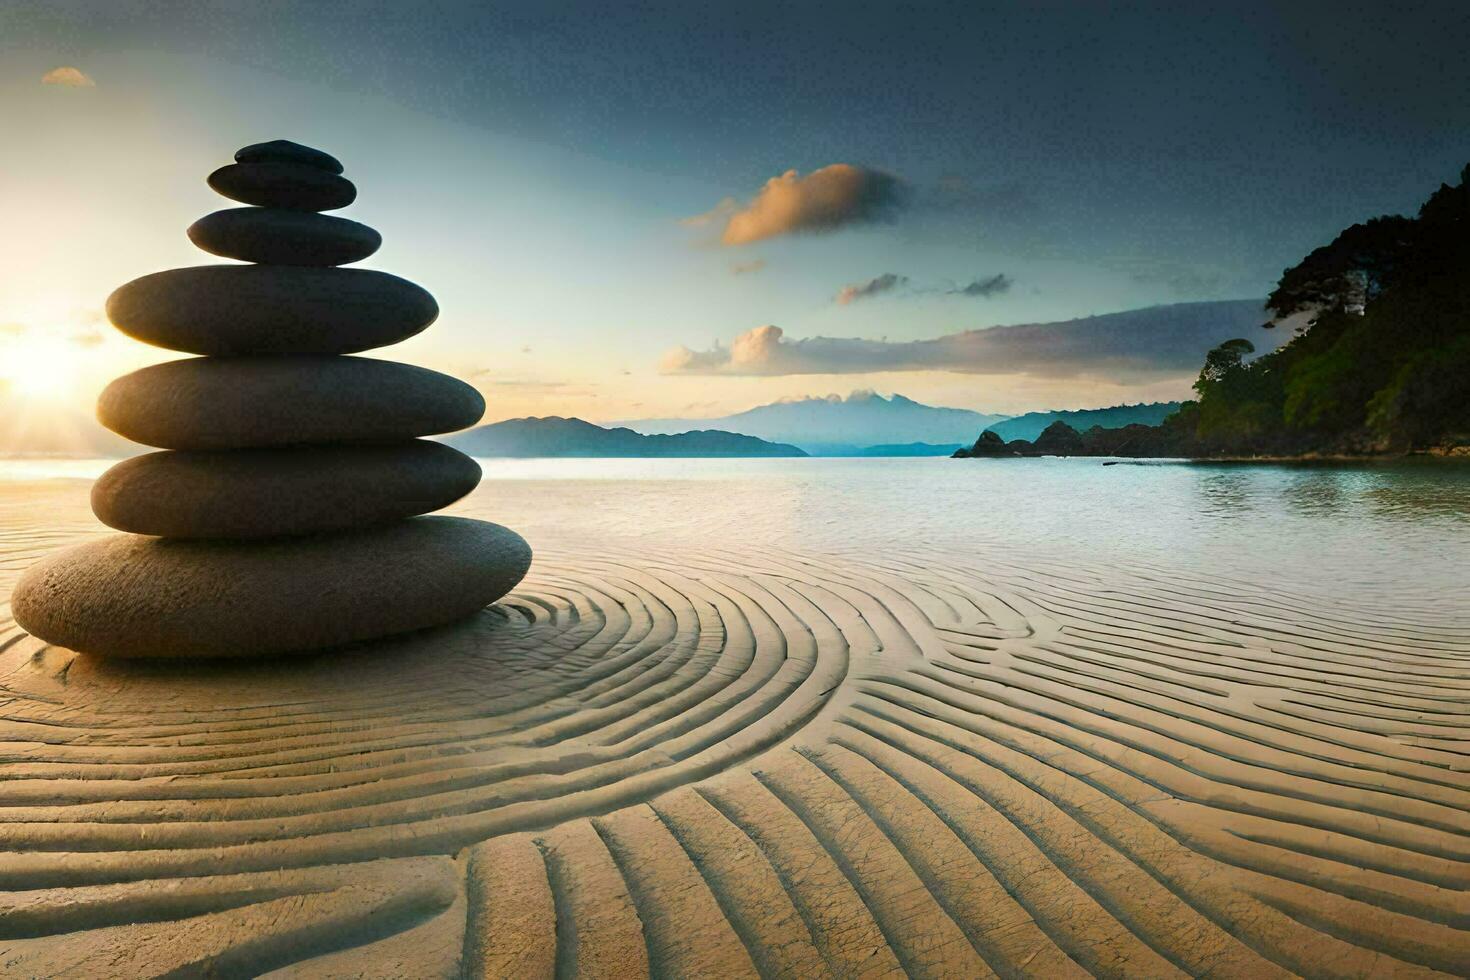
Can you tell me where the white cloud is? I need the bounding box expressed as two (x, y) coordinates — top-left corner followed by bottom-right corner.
(42, 66), (95, 88)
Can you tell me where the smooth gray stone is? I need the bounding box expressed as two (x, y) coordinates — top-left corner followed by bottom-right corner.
(208, 162), (356, 211)
(10, 517), (532, 659)
(235, 139), (344, 174)
(93, 442), (482, 539)
(99, 355), (486, 450)
(187, 208), (381, 266)
(107, 266), (435, 355)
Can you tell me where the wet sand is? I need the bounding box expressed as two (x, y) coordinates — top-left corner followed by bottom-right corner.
(1, 466), (1467, 977)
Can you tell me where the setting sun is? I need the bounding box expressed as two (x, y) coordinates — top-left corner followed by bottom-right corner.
(0, 335), (87, 403)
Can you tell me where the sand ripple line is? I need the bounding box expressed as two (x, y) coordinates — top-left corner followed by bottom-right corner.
(0, 533), (1466, 976)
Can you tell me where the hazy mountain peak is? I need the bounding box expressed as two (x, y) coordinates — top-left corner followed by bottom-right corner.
(618, 391), (1008, 455)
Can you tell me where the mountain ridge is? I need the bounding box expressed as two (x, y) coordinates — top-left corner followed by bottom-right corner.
(619, 390), (1008, 455)
(985, 402), (1184, 443)
(443, 416), (807, 457)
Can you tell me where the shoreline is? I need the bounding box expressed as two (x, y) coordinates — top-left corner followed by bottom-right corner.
(959, 445), (1470, 465)
(1106, 451), (1470, 465)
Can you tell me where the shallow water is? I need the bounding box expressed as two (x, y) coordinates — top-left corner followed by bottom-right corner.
(472, 456), (1470, 603)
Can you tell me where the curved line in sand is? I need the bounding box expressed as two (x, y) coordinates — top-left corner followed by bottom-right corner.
(0, 536), (1466, 976)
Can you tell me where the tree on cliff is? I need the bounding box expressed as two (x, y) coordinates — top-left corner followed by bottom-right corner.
(1183, 163), (1470, 453)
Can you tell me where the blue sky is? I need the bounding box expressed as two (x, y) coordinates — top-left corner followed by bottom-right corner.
(3, 0), (1468, 424)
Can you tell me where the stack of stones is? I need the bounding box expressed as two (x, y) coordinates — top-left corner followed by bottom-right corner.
(11, 140), (531, 659)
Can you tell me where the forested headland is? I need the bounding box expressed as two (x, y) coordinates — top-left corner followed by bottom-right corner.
(959, 164), (1470, 460)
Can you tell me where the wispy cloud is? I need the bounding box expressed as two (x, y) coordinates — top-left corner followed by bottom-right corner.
(831, 272), (1012, 305)
(42, 66), (94, 88)
(950, 273), (1013, 298)
(659, 301), (1273, 379)
(837, 273), (908, 305)
(686, 164), (907, 245)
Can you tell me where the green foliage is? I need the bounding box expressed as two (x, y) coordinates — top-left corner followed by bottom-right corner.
(1185, 162), (1470, 454)
(1265, 216), (1415, 318)
(1366, 335), (1470, 446)
(1194, 338), (1255, 394)
(1189, 337), (1281, 446)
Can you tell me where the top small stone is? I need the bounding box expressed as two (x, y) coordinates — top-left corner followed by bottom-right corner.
(235, 140), (344, 175)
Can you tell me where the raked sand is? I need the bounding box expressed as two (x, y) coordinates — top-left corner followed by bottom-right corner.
(1, 463), (1467, 977)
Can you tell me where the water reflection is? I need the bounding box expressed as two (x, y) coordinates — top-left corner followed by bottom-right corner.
(1184, 459), (1470, 524)
(1363, 464), (1470, 522)
(1193, 469), (1254, 517)
(1280, 468), (1355, 517)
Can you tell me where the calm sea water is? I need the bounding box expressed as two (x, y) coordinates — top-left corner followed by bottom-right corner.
(470, 457), (1470, 604)
(5, 456), (1468, 606)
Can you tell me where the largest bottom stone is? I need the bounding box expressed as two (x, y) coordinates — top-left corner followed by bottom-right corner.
(11, 517), (532, 659)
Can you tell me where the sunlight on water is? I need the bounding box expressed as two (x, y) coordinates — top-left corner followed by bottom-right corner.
(0, 458), (114, 481)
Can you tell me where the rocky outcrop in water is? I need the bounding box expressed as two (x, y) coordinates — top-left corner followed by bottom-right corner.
(953, 419), (1198, 458)
(11, 140), (531, 658)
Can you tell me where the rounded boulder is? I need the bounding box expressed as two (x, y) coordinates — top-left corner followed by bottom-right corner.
(10, 517), (532, 659)
(93, 442), (482, 539)
(235, 139), (344, 174)
(208, 162), (356, 211)
(107, 266), (434, 355)
(188, 208), (381, 266)
(99, 355), (486, 450)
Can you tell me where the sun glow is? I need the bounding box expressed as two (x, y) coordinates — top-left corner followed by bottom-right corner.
(0, 336), (88, 404)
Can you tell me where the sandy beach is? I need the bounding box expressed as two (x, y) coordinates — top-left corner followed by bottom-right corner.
(1, 459), (1467, 977)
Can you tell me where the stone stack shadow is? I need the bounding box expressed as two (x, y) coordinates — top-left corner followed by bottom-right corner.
(11, 140), (531, 659)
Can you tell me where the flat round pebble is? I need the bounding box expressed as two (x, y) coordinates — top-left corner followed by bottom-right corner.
(107, 266), (434, 355)
(93, 442), (482, 539)
(99, 355), (485, 450)
(10, 517), (532, 659)
(234, 139), (344, 174)
(208, 162), (356, 211)
(187, 208), (381, 266)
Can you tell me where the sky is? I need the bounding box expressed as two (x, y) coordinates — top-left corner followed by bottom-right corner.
(2, 0), (1469, 434)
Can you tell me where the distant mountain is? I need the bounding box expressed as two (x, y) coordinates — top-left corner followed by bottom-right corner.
(985, 402), (1183, 443)
(620, 391), (1007, 455)
(444, 416), (807, 457)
